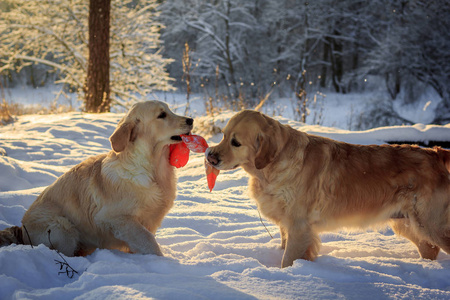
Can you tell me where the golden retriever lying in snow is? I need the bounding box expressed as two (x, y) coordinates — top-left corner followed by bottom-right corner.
(0, 101), (193, 256)
(206, 110), (450, 267)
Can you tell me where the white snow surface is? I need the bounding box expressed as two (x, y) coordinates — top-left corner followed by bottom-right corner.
(1, 110), (450, 300)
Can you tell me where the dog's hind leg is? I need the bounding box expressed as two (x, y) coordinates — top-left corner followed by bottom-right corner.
(427, 219), (450, 256)
(23, 216), (80, 257)
(390, 218), (440, 260)
(435, 232), (450, 256)
(427, 189), (450, 256)
(401, 188), (450, 258)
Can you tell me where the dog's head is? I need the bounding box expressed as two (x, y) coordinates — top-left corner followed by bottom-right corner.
(110, 101), (193, 153)
(206, 110), (283, 170)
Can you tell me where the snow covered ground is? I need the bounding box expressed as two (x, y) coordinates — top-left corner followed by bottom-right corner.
(1, 107), (450, 299)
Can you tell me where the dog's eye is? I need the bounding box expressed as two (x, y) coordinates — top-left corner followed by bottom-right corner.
(231, 138), (241, 147)
(157, 111), (167, 119)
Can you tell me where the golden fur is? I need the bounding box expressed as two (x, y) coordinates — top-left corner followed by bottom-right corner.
(206, 110), (450, 267)
(0, 100), (193, 257)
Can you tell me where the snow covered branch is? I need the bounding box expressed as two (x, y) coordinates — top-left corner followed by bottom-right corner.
(0, 0), (174, 108)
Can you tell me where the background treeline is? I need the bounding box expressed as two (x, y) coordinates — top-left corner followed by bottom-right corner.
(1, 0), (449, 123)
(159, 0), (450, 123)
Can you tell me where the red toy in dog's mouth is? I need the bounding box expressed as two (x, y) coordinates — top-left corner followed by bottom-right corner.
(169, 134), (220, 191)
(204, 160), (220, 192)
(170, 131), (191, 141)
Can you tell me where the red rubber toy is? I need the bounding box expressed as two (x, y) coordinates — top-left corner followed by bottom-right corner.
(168, 134), (220, 191)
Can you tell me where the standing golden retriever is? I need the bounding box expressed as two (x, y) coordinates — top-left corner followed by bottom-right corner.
(0, 101), (193, 257)
(206, 110), (450, 267)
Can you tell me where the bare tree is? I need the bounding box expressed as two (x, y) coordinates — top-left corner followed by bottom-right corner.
(85, 0), (111, 112)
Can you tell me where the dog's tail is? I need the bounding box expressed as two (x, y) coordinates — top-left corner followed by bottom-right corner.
(0, 226), (24, 247)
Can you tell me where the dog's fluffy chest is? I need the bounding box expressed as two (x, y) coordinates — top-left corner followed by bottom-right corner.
(101, 153), (176, 211)
(248, 176), (291, 224)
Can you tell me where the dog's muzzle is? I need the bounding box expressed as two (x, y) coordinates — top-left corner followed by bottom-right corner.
(206, 148), (220, 166)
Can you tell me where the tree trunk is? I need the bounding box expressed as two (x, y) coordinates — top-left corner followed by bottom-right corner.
(85, 0), (111, 113)
(224, 0), (239, 101)
(385, 71), (401, 100)
(329, 31), (344, 93)
(320, 41), (329, 88)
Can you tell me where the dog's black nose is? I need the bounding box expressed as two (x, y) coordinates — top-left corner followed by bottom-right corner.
(207, 152), (220, 166)
(186, 118), (194, 126)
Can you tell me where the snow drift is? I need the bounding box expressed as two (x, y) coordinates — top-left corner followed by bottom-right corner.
(1, 111), (450, 299)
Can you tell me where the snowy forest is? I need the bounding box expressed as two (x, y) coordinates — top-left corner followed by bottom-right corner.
(160, 0), (450, 122)
(1, 0), (449, 124)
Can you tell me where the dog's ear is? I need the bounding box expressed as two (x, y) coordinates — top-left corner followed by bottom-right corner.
(255, 132), (276, 169)
(109, 119), (138, 153)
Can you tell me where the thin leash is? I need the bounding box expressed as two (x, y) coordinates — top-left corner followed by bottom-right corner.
(22, 225), (34, 248)
(256, 207), (273, 239)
